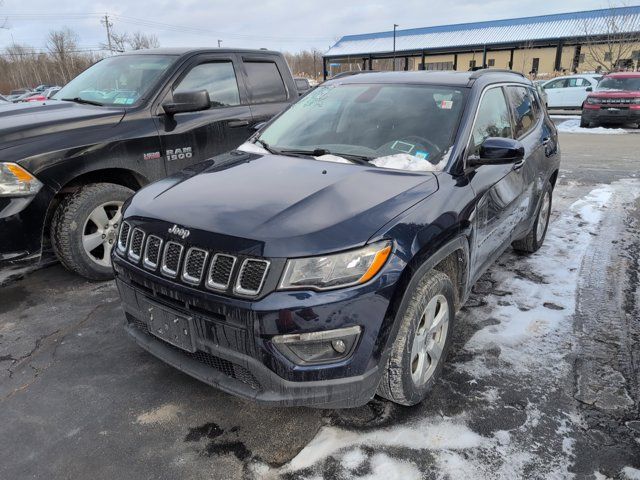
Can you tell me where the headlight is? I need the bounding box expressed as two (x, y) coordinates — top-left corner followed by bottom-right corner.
(279, 241), (392, 290)
(0, 163), (43, 196)
(586, 97), (601, 105)
(631, 97), (640, 105)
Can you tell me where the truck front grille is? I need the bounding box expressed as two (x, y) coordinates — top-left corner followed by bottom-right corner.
(182, 248), (208, 285)
(117, 222), (131, 254)
(236, 259), (270, 296)
(128, 228), (145, 262)
(143, 235), (163, 270)
(207, 254), (236, 291)
(161, 242), (183, 278)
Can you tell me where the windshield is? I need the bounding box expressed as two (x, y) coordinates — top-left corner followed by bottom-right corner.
(53, 55), (176, 106)
(596, 76), (640, 91)
(257, 83), (467, 167)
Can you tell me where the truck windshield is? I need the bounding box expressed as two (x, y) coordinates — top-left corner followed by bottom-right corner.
(596, 76), (640, 91)
(257, 83), (467, 166)
(53, 55), (176, 106)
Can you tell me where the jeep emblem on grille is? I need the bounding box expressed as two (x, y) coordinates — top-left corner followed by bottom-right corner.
(168, 225), (191, 239)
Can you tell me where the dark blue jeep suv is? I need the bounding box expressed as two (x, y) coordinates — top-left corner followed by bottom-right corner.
(113, 69), (560, 408)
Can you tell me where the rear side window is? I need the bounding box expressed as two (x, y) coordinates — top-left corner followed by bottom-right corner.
(174, 62), (240, 107)
(505, 86), (537, 138)
(469, 87), (512, 156)
(244, 61), (287, 104)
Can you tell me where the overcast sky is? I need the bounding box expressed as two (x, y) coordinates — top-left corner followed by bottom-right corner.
(0, 0), (623, 54)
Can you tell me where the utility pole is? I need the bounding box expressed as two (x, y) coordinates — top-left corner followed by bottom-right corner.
(101, 14), (113, 53)
(218, 39), (222, 48)
(392, 24), (398, 71)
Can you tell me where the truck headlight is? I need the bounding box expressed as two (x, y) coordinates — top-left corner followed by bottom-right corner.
(0, 163), (43, 196)
(586, 97), (601, 105)
(279, 241), (392, 290)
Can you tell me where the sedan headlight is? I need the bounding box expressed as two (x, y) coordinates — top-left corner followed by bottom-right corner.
(279, 241), (392, 290)
(0, 162), (43, 196)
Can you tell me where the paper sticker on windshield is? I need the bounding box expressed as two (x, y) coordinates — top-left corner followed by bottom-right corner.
(439, 100), (453, 109)
(415, 150), (430, 160)
(113, 98), (127, 104)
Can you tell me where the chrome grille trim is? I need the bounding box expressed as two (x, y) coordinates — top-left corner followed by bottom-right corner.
(143, 235), (163, 270)
(161, 241), (184, 278)
(234, 259), (270, 296)
(206, 253), (237, 291)
(181, 247), (209, 286)
(127, 228), (145, 263)
(117, 221), (131, 255)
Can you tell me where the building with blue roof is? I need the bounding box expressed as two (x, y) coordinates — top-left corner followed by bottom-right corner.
(322, 6), (640, 78)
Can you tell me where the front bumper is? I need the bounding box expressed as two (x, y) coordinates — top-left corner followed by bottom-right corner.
(0, 188), (52, 264)
(582, 107), (640, 124)
(114, 253), (404, 408)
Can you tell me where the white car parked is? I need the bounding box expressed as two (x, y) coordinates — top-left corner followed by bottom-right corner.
(542, 74), (602, 109)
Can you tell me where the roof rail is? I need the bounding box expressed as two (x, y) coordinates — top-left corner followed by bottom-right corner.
(469, 68), (526, 79)
(330, 70), (378, 79)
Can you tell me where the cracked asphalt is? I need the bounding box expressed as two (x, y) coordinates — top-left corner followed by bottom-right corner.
(0, 131), (639, 479)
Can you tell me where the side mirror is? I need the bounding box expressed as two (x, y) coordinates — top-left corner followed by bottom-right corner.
(162, 90), (210, 115)
(585, 86), (593, 92)
(468, 137), (525, 167)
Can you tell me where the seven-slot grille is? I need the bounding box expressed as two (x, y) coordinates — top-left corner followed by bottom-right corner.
(236, 259), (270, 295)
(182, 248), (208, 285)
(128, 228), (145, 262)
(207, 254), (236, 291)
(118, 226), (270, 296)
(161, 241), (184, 278)
(143, 235), (163, 270)
(117, 222), (131, 254)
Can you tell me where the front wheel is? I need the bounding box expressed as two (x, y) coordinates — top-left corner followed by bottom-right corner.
(512, 182), (552, 254)
(580, 116), (589, 128)
(51, 183), (134, 280)
(377, 270), (455, 406)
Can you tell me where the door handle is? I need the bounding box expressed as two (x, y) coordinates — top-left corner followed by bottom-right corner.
(542, 137), (551, 145)
(228, 120), (249, 128)
(513, 159), (525, 170)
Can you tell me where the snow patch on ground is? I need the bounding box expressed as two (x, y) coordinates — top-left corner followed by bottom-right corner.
(623, 467), (640, 480)
(556, 118), (627, 134)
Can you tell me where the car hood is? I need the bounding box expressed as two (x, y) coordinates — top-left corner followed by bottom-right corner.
(0, 101), (125, 150)
(126, 152), (439, 257)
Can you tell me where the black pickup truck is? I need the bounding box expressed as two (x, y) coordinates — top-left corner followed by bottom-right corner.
(0, 48), (297, 279)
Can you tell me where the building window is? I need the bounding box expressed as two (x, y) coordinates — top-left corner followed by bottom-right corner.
(425, 61), (454, 71)
(632, 50), (640, 61)
(531, 58), (540, 73)
(604, 52), (612, 61)
(487, 59), (495, 67)
(469, 59), (476, 69)
(578, 53), (585, 64)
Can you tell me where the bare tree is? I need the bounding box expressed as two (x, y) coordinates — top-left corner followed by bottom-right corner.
(47, 28), (79, 83)
(582, 5), (640, 72)
(128, 32), (160, 50)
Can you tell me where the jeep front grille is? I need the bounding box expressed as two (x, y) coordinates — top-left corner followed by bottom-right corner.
(207, 254), (236, 291)
(161, 241), (184, 278)
(117, 221), (131, 254)
(143, 235), (163, 270)
(182, 247), (208, 285)
(235, 259), (270, 296)
(128, 228), (145, 262)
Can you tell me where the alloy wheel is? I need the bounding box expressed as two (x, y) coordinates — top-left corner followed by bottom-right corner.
(82, 201), (123, 267)
(410, 294), (450, 386)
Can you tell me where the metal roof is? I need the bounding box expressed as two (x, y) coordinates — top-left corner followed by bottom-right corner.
(325, 6), (640, 57)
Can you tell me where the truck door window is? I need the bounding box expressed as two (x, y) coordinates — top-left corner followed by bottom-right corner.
(469, 87), (513, 156)
(244, 61), (287, 104)
(174, 62), (240, 107)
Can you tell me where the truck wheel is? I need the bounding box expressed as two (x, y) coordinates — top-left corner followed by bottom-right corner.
(51, 183), (133, 280)
(512, 182), (552, 254)
(377, 270), (455, 406)
(580, 116), (589, 128)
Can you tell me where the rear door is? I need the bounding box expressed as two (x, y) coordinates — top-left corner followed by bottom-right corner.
(156, 53), (254, 175)
(543, 78), (567, 108)
(564, 77), (591, 107)
(239, 56), (295, 125)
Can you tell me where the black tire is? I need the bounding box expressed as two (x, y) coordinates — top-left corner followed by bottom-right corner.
(512, 181), (552, 254)
(377, 270), (455, 406)
(580, 116), (589, 128)
(51, 183), (133, 280)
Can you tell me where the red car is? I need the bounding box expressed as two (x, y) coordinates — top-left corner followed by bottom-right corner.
(581, 72), (640, 128)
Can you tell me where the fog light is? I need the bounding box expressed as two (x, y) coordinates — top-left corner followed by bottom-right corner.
(272, 326), (361, 365)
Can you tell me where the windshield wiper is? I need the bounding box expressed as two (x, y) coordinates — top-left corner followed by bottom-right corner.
(254, 138), (281, 155)
(61, 97), (104, 107)
(280, 148), (371, 165)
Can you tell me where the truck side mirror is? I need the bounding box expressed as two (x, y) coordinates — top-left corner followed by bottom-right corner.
(162, 90), (211, 115)
(585, 86), (593, 92)
(467, 137), (525, 167)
